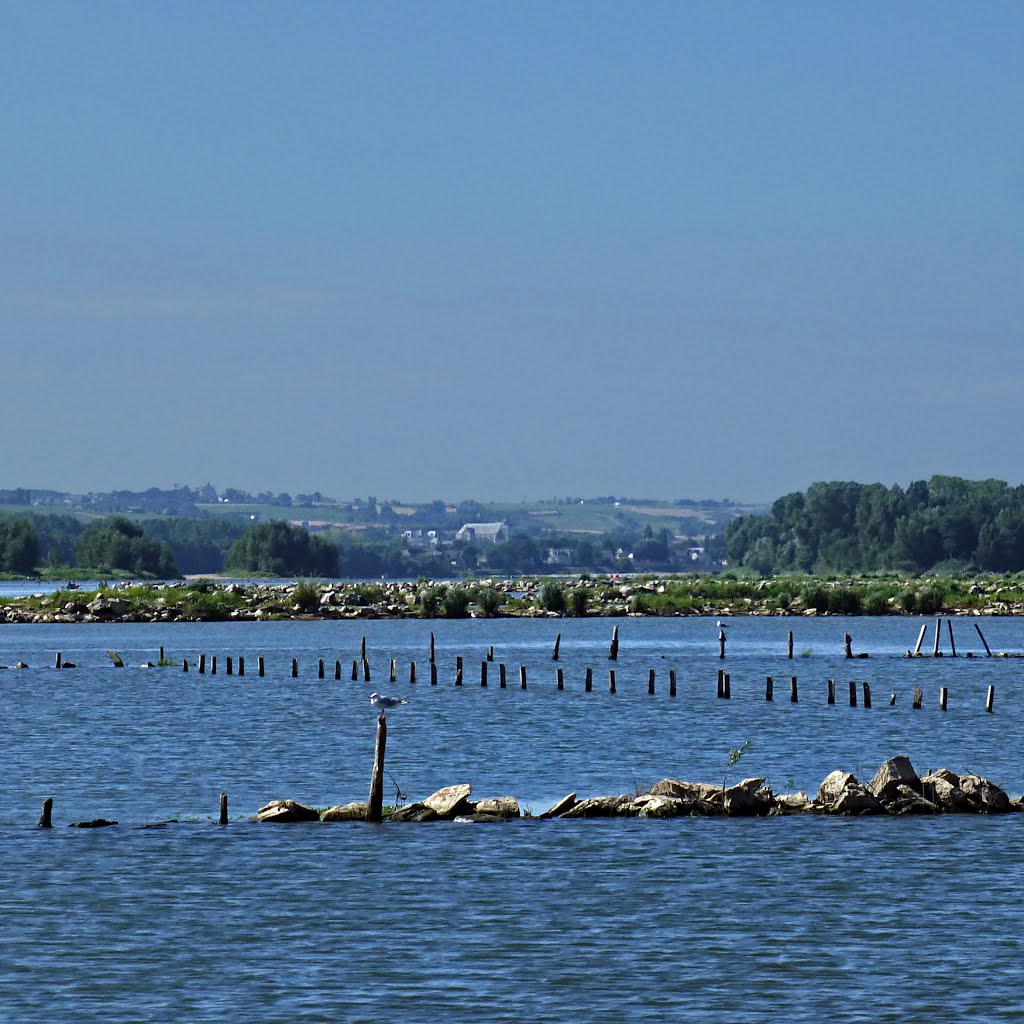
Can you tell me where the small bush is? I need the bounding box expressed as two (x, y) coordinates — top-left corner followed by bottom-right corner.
(442, 587), (472, 619)
(568, 587), (589, 617)
(475, 587), (503, 617)
(899, 589), (918, 614)
(864, 589), (891, 616)
(292, 580), (321, 611)
(827, 587), (862, 615)
(802, 584), (830, 614)
(916, 585), (945, 616)
(419, 586), (443, 618)
(538, 581), (567, 614)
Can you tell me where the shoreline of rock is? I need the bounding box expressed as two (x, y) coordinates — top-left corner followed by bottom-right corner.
(257, 757), (1022, 824)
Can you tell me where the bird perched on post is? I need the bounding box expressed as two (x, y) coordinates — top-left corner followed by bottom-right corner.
(369, 692), (408, 712)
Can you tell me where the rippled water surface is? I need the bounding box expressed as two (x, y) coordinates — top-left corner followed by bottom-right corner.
(2, 617), (1022, 1022)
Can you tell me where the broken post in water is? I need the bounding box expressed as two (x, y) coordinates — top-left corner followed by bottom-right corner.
(766, 676), (774, 701)
(719, 631), (726, 659)
(974, 623), (993, 657)
(933, 618), (942, 657)
(608, 669), (616, 694)
(430, 632), (435, 663)
(827, 679), (835, 705)
(291, 658), (298, 678)
(481, 661), (488, 687)
(585, 666), (593, 692)
(499, 663), (506, 688)
(552, 633), (561, 661)
(366, 714), (387, 824)
(39, 798), (53, 829)
(913, 686), (923, 710)
(519, 665), (527, 690)
(849, 680), (857, 707)
(790, 676), (798, 703)
(238, 656), (245, 677)
(863, 682), (872, 709)
(258, 656), (265, 677)
(844, 634), (853, 659)
(986, 685), (994, 713)
(939, 687), (948, 712)
(648, 669), (655, 695)
(557, 668), (564, 691)
(609, 625), (619, 661)
(947, 619), (957, 657)
(913, 624), (927, 657)
(669, 669), (677, 698)
(219, 792), (228, 826)
(787, 631), (794, 659)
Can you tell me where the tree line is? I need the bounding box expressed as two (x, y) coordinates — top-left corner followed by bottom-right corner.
(726, 475), (1024, 574)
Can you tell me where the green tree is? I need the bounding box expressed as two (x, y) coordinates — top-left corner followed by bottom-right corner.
(76, 516), (176, 576)
(0, 515), (40, 574)
(224, 520), (338, 577)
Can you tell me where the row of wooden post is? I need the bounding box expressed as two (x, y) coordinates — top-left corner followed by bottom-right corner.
(37, 791), (232, 829)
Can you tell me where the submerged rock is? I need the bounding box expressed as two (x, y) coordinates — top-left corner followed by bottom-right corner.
(424, 784), (473, 818)
(256, 799), (321, 823)
(321, 802), (368, 822)
(814, 771), (885, 815)
(539, 793), (576, 818)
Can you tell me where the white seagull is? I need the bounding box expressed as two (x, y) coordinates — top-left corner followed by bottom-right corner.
(369, 692), (409, 711)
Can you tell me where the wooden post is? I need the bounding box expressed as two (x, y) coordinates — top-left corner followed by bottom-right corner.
(183, 659), (189, 672)
(717, 668), (724, 698)
(361, 636), (367, 662)
(844, 633), (853, 659)
(318, 659), (325, 679)
(933, 617), (942, 657)
(159, 645), (165, 663)
(430, 662), (438, 685)
(258, 656), (265, 677)
(410, 661), (417, 684)
(585, 666), (593, 692)
(390, 659), (397, 683)
(787, 631), (794, 659)
(481, 660), (488, 687)
(974, 623), (993, 657)
(669, 669), (677, 698)
(939, 686), (948, 712)
(456, 655), (463, 675)
(455, 666), (463, 686)
(913, 685), (923, 709)
(608, 624), (619, 660)
(986, 685), (994, 713)
(648, 669), (655, 695)
(429, 632), (435, 663)
(38, 797), (53, 829)
(352, 660), (359, 681)
(947, 619), (957, 657)
(608, 669), (616, 694)
(552, 633), (561, 661)
(362, 658), (370, 682)
(766, 676), (774, 701)
(291, 658), (298, 678)
(199, 653), (206, 674)
(211, 656), (217, 675)
(723, 672), (731, 699)
(226, 656), (233, 676)
(557, 667), (564, 691)
(366, 714), (387, 824)
(827, 678), (835, 705)
(890, 691), (896, 706)
(862, 682), (872, 708)
(487, 645), (494, 662)
(335, 660), (341, 680)
(718, 631), (726, 659)
(499, 663), (506, 688)
(519, 665), (527, 690)
(219, 792), (228, 826)
(55, 651), (62, 669)
(849, 680), (857, 707)
(913, 624), (927, 657)
(790, 676), (798, 703)
(238, 656), (245, 677)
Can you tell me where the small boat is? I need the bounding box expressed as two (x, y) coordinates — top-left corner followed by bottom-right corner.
(66, 581), (80, 591)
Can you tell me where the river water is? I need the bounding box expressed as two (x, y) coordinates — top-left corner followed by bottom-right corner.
(1, 616), (1022, 1023)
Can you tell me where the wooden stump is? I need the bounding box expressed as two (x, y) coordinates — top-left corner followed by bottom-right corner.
(608, 669), (616, 694)
(366, 715), (387, 824)
(766, 676), (774, 702)
(38, 797), (53, 829)
(219, 792), (228, 826)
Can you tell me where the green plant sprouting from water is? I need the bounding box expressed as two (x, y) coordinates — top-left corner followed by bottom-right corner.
(723, 740), (752, 793)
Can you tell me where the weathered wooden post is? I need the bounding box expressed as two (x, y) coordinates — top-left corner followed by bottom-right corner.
(986, 685), (994, 713)
(974, 623), (993, 657)
(608, 625), (619, 660)
(766, 676), (774, 701)
(366, 714), (387, 824)
(519, 665), (527, 690)
(790, 676), (798, 703)
(499, 663), (506, 688)
(913, 685), (923, 709)
(844, 633), (853, 659)
(362, 658), (371, 682)
(183, 659), (189, 672)
(557, 667), (564, 691)
(258, 656), (265, 677)
(723, 672), (731, 699)
(718, 631), (726, 659)
(107, 650), (125, 668)
(211, 656), (217, 675)
(947, 619), (957, 657)
(199, 653), (206, 674)
(39, 797), (53, 829)
(238, 656), (245, 677)
(669, 669), (677, 698)
(351, 660), (359, 681)
(361, 636), (367, 662)
(456, 655), (463, 676)
(55, 652), (62, 669)
(390, 659), (397, 683)
(159, 645), (165, 663)
(939, 686), (948, 712)
(318, 659), (325, 679)
(827, 678), (835, 705)
(219, 792), (228, 826)
(410, 661), (417, 684)
(608, 669), (616, 694)
(585, 666), (593, 692)
(933, 617), (942, 657)
(430, 662), (438, 685)
(487, 646), (494, 662)
(334, 660), (341, 680)
(862, 682), (871, 708)
(226, 656), (233, 676)
(913, 624), (927, 657)
(849, 680), (857, 707)
(455, 665), (463, 686)
(552, 633), (561, 661)
(787, 631), (794, 659)
(890, 691), (896, 706)
(429, 632), (435, 663)
(481, 661), (488, 687)
(717, 668), (725, 698)
(291, 658), (299, 678)
(648, 669), (655, 695)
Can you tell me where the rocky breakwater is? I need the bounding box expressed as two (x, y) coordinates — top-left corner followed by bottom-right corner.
(255, 757), (1020, 825)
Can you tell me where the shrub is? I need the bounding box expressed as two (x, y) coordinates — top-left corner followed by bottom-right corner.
(419, 586), (442, 618)
(568, 587), (589, 617)
(827, 587), (862, 615)
(442, 587), (472, 619)
(475, 587), (503, 617)
(864, 589), (891, 616)
(916, 585), (945, 615)
(292, 580), (321, 611)
(899, 589), (918, 614)
(802, 584), (830, 614)
(538, 581), (567, 613)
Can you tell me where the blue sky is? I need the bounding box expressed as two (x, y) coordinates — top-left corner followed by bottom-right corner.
(2, 3), (1021, 502)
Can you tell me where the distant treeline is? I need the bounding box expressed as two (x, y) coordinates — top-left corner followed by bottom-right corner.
(727, 476), (1024, 574)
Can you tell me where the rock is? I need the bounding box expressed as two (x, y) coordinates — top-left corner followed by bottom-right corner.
(69, 818), (118, 828)
(648, 778), (724, 813)
(474, 796), (520, 818)
(724, 777), (774, 817)
(454, 813), (511, 823)
(868, 755), (922, 802)
(884, 784), (940, 815)
(387, 802), (440, 822)
(774, 791), (811, 814)
(560, 795), (635, 818)
(14, 662), (28, 669)
(959, 774), (1012, 813)
(635, 795), (688, 818)
(814, 771), (885, 815)
(256, 799), (321, 823)
(539, 793), (576, 818)
(321, 802), (368, 822)
(424, 784), (473, 818)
